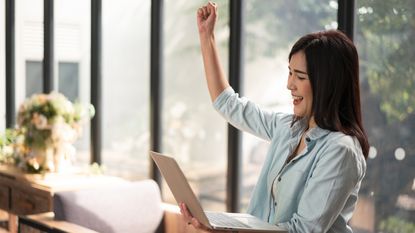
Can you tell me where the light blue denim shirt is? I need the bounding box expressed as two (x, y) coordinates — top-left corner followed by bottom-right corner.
(213, 87), (366, 233)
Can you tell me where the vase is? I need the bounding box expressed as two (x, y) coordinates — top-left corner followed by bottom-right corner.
(52, 143), (75, 173)
(26, 144), (75, 173)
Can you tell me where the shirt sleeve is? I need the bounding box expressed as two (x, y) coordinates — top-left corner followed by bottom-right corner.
(213, 87), (288, 141)
(277, 141), (366, 233)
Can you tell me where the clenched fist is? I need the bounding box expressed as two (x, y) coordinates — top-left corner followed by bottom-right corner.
(197, 1), (218, 38)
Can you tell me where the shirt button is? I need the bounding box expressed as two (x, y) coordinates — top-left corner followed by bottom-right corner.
(305, 137), (311, 142)
(278, 177), (281, 182)
(274, 202), (277, 206)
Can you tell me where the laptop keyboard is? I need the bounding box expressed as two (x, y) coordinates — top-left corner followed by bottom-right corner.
(205, 212), (251, 228)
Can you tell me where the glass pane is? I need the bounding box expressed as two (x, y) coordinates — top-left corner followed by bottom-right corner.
(55, 0), (91, 166)
(162, 0), (229, 211)
(351, 1), (415, 232)
(25, 61), (42, 97)
(102, 0), (150, 180)
(241, 0), (337, 210)
(16, 0), (43, 109)
(0, 2), (5, 131)
(58, 62), (79, 102)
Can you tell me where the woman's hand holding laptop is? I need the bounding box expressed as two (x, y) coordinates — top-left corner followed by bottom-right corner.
(180, 203), (227, 233)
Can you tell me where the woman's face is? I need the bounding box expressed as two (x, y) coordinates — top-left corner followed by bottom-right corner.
(287, 51), (313, 118)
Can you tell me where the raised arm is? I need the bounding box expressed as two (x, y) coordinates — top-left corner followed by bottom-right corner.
(197, 2), (229, 102)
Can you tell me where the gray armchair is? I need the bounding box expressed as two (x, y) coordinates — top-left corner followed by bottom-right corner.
(19, 179), (165, 233)
(52, 179), (164, 233)
(18, 178), (211, 233)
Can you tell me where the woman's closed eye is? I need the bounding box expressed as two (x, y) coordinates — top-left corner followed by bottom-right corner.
(289, 71), (308, 80)
(288, 66), (308, 80)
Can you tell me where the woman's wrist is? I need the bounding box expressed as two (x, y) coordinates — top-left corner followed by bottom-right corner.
(199, 31), (215, 42)
(199, 35), (216, 52)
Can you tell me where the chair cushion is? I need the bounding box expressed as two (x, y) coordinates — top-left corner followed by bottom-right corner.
(53, 179), (163, 233)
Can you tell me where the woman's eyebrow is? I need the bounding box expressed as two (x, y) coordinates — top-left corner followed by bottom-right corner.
(288, 66), (308, 75)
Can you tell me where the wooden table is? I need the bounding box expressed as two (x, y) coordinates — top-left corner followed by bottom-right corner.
(0, 165), (126, 233)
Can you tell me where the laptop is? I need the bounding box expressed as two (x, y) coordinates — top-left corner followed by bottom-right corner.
(150, 151), (287, 232)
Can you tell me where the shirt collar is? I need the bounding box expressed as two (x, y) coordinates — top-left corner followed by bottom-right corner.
(290, 116), (331, 141)
(306, 127), (331, 141)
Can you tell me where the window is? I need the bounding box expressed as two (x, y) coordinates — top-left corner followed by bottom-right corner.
(25, 61), (79, 101)
(25, 61), (42, 97)
(58, 62), (79, 102)
(162, 0), (229, 211)
(56, 0), (91, 165)
(241, 0), (337, 210)
(101, 0), (151, 180)
(16, 0), (43, 107)
(351, 1), (415, 232)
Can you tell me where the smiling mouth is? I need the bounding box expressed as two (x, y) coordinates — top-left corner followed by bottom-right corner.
(292, 95), (303, 105)
(292, 95), (303, 100)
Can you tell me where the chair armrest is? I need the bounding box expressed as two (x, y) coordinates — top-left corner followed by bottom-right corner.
(19, 212), (99, 233)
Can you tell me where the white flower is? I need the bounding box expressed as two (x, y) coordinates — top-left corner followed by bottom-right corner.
(63, 99), (75, 115)
(3, 145), (13, 155)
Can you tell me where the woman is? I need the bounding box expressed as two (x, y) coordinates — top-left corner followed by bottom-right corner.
(180, 2), (369, 233)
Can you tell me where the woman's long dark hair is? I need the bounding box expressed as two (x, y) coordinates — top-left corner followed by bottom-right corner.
(289, 30), (369, 159)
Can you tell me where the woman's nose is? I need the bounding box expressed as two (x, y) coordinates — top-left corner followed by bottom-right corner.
(287, 76), (295, 90)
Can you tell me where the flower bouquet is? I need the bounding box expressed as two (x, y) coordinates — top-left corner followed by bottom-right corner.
(12, 92), (94, 173)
